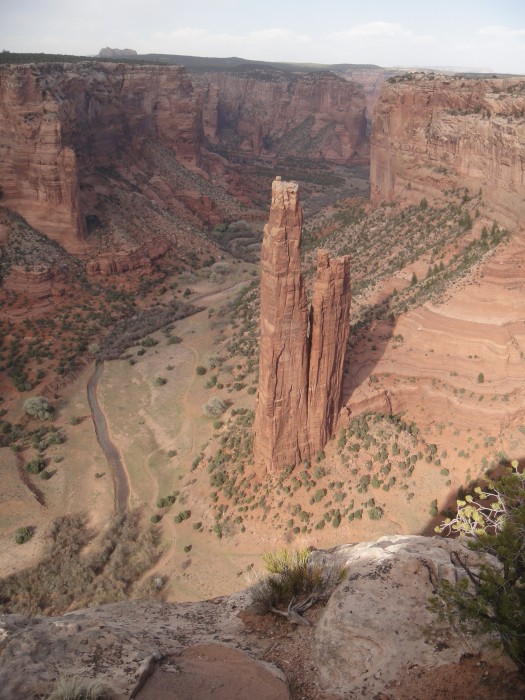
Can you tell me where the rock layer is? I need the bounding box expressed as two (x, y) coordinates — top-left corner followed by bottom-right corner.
(371, 74), (525, 229)
(253, 179), (351, 471)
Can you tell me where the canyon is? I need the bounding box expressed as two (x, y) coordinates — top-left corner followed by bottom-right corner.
(2, 54), (525, 699)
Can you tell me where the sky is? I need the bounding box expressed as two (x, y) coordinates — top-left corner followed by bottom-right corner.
(1, 0), (525, 74)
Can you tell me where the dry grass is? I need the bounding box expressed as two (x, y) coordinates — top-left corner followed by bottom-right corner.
(47, 674), (109, 700)
(0, 510), (160, 615)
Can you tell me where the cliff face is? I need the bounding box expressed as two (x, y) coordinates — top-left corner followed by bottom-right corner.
(371, 75), (525, 229)
(0, 62), (203, 254)
(195, 70), (367, 164)
(253, 179), (351, 472)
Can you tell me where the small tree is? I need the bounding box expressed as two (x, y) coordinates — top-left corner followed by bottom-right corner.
(203, 397), (227, 417)
(23, 396), (52, 420)
(477, 372), (485, 384)
(433, 461), (525, 672)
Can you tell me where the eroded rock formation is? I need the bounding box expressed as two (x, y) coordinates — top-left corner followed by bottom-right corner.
(253, 178), (351, 472)
(308, 250), (351, 450)
(371, 74), (525, 229)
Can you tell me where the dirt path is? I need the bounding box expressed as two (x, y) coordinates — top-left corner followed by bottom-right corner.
(87, 362), (129, 514)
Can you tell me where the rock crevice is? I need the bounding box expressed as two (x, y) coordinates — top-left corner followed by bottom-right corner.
(253, 178), (351, 472)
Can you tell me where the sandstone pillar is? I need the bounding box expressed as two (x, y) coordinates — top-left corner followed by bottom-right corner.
(253, 177), (311, 471)
(254, 179), (351, 472)
(308, 249), (351, 452)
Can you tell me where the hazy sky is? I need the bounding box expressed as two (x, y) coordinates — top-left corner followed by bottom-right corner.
(1, 0), (525, 73)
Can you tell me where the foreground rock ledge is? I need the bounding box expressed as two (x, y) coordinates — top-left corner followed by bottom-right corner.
(0, 536), (514, 699)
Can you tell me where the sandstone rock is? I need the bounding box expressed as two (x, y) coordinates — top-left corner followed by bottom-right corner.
(3, 266), (53, 300)
(85, 237), (169, 276)
(194, 69), (367, 164)
(135, 644), (290, 700)
(314, 535), (504, 698)
(308, 249), (351, 451)
(253, 178), (311, 470)
(0, 535), (514, 700)
(254, 180), (351, 471)
(371, 75), (525, 229)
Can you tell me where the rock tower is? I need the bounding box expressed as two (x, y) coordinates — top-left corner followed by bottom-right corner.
(253, 177), (351, 472)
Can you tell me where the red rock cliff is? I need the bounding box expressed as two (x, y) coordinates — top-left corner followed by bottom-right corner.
(371, 75), (525, 229)
(0, 62), (203, 253)
(253, 179), (351, 472)
(195, 70), (367, 164)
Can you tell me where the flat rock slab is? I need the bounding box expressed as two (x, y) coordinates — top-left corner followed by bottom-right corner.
(136, 644), (290, 700)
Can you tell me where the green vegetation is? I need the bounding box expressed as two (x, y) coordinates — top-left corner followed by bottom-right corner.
(433, 462), (525, 672)
(14, 526), (34, 544)
(23, 396), (52, 420)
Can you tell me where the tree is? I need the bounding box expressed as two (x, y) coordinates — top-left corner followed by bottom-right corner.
(23, 396), (52, 420)
(433, 461), (525, 672)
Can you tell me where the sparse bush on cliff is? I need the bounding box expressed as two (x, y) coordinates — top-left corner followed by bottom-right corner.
(23, 396), (52, 420)
(433, 461), (525, 672)
(249, 548), (344, 623)
(47, 674), (108, 700)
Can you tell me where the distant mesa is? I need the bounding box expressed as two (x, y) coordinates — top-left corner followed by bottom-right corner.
(98, 47), (138, 58)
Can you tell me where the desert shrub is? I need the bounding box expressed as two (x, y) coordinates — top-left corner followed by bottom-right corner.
(196, 365), (207, 375)
(23, 396), (52, 420)
(141, 336), (158, 347)
(167, 335), (182, 345)
(15, 526), (34, 544)
(155, 377), (167, 386)
(478, 372), (485, 384)
(249, 548), (344, 616)
(433, 461), (525, 671)
(150, 514), (161, 523)
(69, 415), (80, 426)
(40, 470), (51, 480)
(211, 262), (230, 275)
(26, 456), (45, 474)
(47, 674), (108, 700)
(203, 398), (227, 417)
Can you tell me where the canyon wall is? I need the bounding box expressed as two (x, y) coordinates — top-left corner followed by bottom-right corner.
(0, 61), (369, 265)
(194, 69), (367, 163)
(371, 74), (525, 229)
(253, 179), (351, 472)
(0, 62), (203, 253)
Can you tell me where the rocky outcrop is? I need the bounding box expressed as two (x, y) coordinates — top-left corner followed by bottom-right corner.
(194, 69), (367, 164)
(253, 179), (351, 472)
(86, 237), (169, 276)
(308, 250), (351, 450)
(3, 266), (53, 299)
(314, 535), (510, 697)
(0, 535), (514, 699)
(371, 74), (525, 229)
(253, 178), (311, 469)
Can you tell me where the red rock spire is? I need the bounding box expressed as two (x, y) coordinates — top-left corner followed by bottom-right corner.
(253, 178), (351, 472)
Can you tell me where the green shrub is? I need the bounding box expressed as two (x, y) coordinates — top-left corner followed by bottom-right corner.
(23, 396), (52, 420)
(155, 377), (167, 386)
(433, 461), (525, 671)
(477, 372), (485, 384)
(26, 457), (45, 474)
(196, 366), (207, 375)
(15, 526), (34, 544)
(203, 398), (227, 417)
